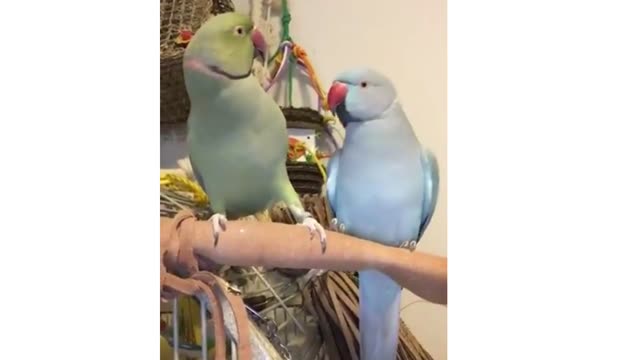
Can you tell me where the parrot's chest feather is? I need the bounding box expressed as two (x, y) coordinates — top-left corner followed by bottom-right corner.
(187, 79), (289, 216)
(190, 132), (281, 216)
(335, 120), (424, 245)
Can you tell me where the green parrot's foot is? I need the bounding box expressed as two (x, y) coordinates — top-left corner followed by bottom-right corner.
(399, 240), (418, 252)
(209, 213), (228, 246)
(329, 218), (347, 233)
(299, 217), (327, 254)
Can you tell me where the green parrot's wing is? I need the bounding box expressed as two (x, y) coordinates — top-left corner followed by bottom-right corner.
(189, 155), (207, 193)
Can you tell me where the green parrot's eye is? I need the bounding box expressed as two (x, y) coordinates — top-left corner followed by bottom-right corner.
(234, 26), (245, 36)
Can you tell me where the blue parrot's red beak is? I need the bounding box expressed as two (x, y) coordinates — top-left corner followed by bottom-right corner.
(251, 28), (267, 62)
(328, 82), (348, 111)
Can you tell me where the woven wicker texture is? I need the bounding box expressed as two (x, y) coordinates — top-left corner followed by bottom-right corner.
(286, 162), (325, 195)
(282, 107), (326, 131)
(305, 272), (435, 360)
(160, 0), (236, 124)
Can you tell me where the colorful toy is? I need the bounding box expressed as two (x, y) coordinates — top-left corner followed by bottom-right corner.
(245, 0), (344, 197)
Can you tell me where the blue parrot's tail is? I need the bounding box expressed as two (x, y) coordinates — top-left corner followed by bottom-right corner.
(359, 269), (402, 360)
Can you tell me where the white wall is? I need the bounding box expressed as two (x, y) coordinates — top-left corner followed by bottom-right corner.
(163, 0), (448, 357)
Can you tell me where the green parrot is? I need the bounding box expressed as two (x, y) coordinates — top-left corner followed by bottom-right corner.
(182, 12), (327, 251)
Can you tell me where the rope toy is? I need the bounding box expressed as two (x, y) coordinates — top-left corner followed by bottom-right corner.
(259, 0), (345, 158)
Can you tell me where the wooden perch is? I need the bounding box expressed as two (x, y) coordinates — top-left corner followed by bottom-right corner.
(162, 211), (447, 306)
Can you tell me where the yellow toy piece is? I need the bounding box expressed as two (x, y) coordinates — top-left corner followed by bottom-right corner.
(160, 335), (174, 360)
(160, 296), (209, 360)
(178, 296), (205, 348)
(160, 173), (209, 206)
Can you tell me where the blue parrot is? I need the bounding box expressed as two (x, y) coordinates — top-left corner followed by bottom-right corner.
(326, 68), (440, 360)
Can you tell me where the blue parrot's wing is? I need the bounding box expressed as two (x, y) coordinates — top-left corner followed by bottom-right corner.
(325, 149), (341, 216)
(417, 148), (440, 241)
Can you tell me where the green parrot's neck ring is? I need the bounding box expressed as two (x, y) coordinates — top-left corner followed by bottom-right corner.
(184, 57), (252, 81)
(206, 64), (251, 80)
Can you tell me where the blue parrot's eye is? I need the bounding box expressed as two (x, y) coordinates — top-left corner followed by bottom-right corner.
(360, 81), (368, 88)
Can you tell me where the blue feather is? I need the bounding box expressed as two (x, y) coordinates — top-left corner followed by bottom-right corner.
(418, 148), (440, 241)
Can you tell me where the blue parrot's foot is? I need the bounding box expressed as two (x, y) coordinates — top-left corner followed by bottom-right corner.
(329, 218), (347, 233)
(399, 240), (418, 252)
(299, 217), (327, 253)
(209, 213), (228, 246)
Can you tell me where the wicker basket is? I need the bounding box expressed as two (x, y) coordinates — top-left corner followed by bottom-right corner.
(282, 106), (326, 132)
(286, 161), (325, 195)
(160, 0), (236, 124)
(305, 272), (436, 360)
(283, 107), (327, 195)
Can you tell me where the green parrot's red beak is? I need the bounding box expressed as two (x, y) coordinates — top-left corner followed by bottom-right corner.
(251, 28), (267, 61)
(328, 81), (348, 111)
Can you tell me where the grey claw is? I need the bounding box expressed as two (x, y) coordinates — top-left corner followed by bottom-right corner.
(409, 241), (417, 252)
(209, 213), (228, 247)
(330, 218), (346, 234)
(399, 240), (418, 252)
(330, 218), (339, 231)
(302, 217), (327, 254)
